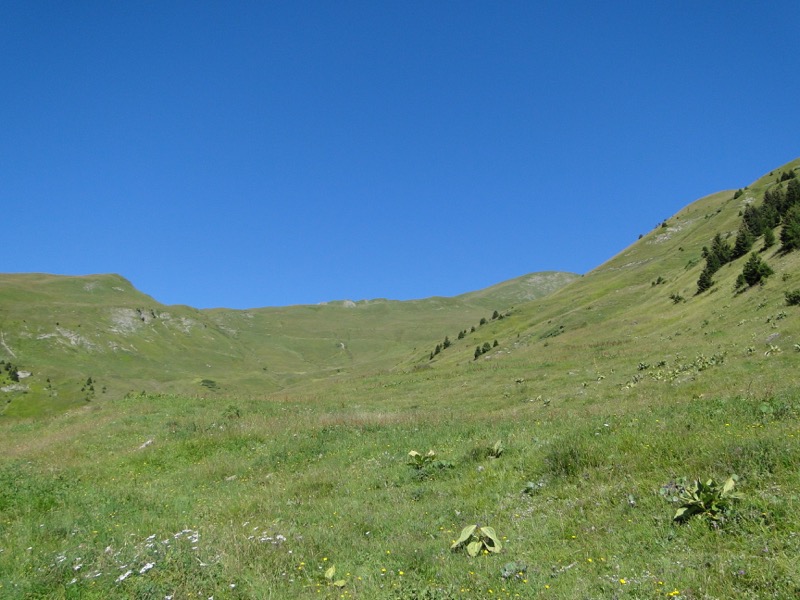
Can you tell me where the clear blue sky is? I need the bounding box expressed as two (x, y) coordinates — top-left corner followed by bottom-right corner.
(3, 2), (798, 309)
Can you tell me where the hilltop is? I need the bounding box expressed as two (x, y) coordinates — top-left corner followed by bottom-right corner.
(1, 158), (799, 599)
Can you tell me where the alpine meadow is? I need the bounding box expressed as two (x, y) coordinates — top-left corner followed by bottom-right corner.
(2, 158), (800, 599)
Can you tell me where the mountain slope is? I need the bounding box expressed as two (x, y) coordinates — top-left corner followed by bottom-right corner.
(0, 270), (577, 416)
(1, 159), (799, 599)
(405, 158), (800, 404)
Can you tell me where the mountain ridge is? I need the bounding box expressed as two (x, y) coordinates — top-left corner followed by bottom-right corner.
(2, 156), (799, 417)
(0, 269), (578, 416)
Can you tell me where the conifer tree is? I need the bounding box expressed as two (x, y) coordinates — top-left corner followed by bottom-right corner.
(763, 227), (776, 250)
(761, 203), (781, 229)
(732, 225), (754, 259)
(697, 232), (733, 293)
(710, 233), (732, 265)
(780, 205), (800, 253)
(742, 205), (765, 237)
(786, 179), (800, 211)
(764, 186), (787, 216)
(697, 267), (715, 294)
(741, 253), (774, 287)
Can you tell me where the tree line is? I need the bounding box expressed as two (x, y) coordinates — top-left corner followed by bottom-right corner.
(427, 310), (504, 361)
(697, 171), (800, 294)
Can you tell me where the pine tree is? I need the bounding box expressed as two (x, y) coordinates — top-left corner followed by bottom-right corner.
(780, 204), (800, 253)
(763, 227), (776, 250)
(742, 205), (765, 237)
(761, 203), (781, 229)
(741, 253), (774, 287)
(732, 225), (754, 259)
(710, 233), (732, 265)
(697, 267), (715, 294)
(785, 179), (800, 211)
(765, 186), (788, 217)
(697, 232), (734, 293)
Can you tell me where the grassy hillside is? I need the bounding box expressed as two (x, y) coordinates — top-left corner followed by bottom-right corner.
(0, 271), (577, 417)
(1, 159), (799, 599)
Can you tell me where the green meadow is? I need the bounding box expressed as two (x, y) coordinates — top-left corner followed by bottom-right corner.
(1, 159), (800, 598)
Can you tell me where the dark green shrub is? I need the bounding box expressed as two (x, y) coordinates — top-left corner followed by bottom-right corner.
(785, 289), (800, 306)
(199, 379), (217, 390)
(669, 293), (685, 304)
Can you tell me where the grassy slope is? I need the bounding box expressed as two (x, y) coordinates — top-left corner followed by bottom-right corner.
(0, 271), (577, 417)
(1, 160), (799, 599)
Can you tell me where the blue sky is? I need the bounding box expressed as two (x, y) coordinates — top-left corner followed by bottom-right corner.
(2, 2), (798, 309)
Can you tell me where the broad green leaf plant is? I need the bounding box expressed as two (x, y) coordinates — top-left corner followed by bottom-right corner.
(673, 475), (741, 523)
(450, 524), (502, 557)
(407, 449), (436, 469)
(323, 565), (346, 588)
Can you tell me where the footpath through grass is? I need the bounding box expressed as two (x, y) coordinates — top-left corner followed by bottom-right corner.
(2, 362), (799, 599)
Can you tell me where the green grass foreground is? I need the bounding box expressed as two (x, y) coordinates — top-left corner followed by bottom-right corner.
(2, 362), (798, 599)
